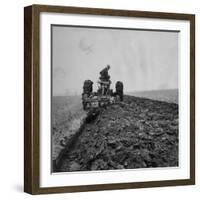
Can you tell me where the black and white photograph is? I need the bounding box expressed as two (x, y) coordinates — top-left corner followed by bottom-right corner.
(51, 25), (179, 173)
(24, 4), (195, 194)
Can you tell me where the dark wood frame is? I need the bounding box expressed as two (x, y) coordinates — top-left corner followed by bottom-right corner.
(24, 4), (195, 195)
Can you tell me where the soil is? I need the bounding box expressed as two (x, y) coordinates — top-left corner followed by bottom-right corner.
(57, 95), (178, 172)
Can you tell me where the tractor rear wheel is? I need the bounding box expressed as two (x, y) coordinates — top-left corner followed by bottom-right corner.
(115, 81), (123, 101)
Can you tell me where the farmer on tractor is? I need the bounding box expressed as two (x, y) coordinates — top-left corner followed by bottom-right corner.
(82, 65), (123, 111)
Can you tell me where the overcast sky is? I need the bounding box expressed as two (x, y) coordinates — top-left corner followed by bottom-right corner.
(52, 25), (178, 96)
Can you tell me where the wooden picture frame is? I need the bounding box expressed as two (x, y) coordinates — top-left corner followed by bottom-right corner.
(24, 4), (195, 194)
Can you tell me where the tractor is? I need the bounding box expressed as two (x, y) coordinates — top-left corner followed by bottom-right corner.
(82, 65), (123, 111)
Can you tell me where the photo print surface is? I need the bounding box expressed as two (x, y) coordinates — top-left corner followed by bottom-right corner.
(51, 25), (179, 173)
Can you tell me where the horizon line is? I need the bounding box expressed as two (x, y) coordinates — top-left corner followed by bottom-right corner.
(53, 88), (178, 97)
